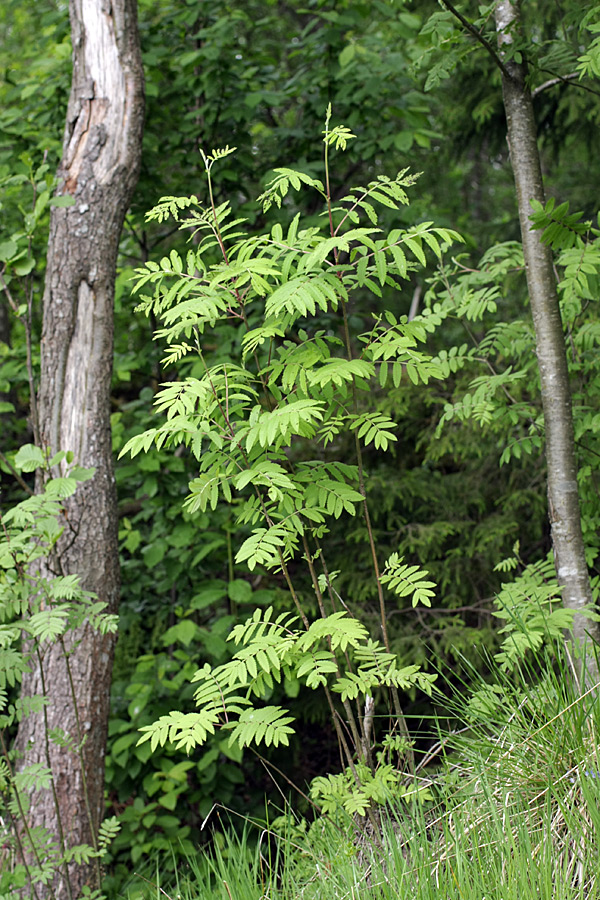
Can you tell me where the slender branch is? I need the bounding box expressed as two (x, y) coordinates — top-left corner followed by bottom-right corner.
(249, 748), (326, 818)
(323, 115), (336, 243)
(408, 284), (422, 322)
(0, 270), (18, 313)
(323, 683), (383, 843)
(387, 597), (493, 617)
(0, 730), (48, 900)
(117, 495), (148, 519)
(276, 549), (310, 630)
(204, 159), (231, 266)
(362, 694), (375, 761)
(131, 872), (174, 899)
(271, 541), (374, 821)
(531, 72), (578, 98)
(440, 0), (600, 101)
(438, 0), (512, 79)
(536, 67), (600, 99)
(313, 538), (357, 679)
(0, 450), (35, 496)
(301, 534), (366, 767)
(340, 299), (415, 770)
(0, 271), (40, 447)
(314, 539), (339, 613)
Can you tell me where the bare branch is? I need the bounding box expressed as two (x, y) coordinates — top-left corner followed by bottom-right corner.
(532, 72), (578, 98)
(0, 450), (35, 497)
(536, 67), (600, 99)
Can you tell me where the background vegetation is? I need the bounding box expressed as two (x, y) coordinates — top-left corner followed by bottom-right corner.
(2, 0), (600, 897)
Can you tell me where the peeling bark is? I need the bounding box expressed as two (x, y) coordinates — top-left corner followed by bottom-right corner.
(14, 1), (144, 897)
(494, 0), (599, 675)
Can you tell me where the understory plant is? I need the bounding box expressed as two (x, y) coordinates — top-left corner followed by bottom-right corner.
(0, 447), (120, 900)
(124, 640), (600, 900)
(421, 200), (600, 662)
(121, 111), (462, 821)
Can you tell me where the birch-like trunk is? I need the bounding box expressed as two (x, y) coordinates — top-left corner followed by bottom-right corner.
(494, 0), (599, 673)
(14, 2), (144, 897)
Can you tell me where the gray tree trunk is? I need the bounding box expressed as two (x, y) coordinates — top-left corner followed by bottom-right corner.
(15, 1), (144, 897)
(495, 0), (600, 674)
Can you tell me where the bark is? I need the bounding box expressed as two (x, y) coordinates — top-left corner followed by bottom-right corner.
(494, 0), (600, 673)
(14, 1), (144, 897)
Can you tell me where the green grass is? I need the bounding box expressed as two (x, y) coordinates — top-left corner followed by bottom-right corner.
(118, 642), (600, 900)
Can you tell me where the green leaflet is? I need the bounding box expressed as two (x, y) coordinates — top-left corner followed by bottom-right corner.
(123, 130), (465, 801)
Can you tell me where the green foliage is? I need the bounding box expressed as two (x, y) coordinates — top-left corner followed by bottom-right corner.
(123, 640), (600, 900)
(310, 760), (432, 817)
(118, 123), (463, 820)
(492, 553), (600, 670)
(106, 385), (280, 877)
(137, 605), (435, 756)
(0, 452), (119, 899)
(529, 197), (590, 250)
(426, 192), (600, 571)
(380, 553), (436, 608)
(5, 1), (600, 891)
(107, 0), (600, 883)
(576, 18), (600, 79)
(122, 150), (459, 586)
(0, 150), (62, 460)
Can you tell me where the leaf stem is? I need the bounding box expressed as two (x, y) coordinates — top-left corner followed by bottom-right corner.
(340, 279), (415, 774)
(0, 730), (48, 900)
(301, 534), (366, 767)
(35, 645), (74, 900)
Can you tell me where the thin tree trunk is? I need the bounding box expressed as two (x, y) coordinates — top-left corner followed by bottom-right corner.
(494, 0), (600, 674)
(15, 1), (144, 897)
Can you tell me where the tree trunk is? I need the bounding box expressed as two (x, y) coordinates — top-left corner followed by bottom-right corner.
(494, 0), (600, 673)
(15, 1), (144, 897)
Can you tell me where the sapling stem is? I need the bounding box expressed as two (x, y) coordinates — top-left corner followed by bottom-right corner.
(36, 646), (74, 900)
(302, 534), (366, 769)
(0, 731), (48, 900)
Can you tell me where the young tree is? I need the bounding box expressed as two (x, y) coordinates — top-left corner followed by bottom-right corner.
(492, 0), (600, 672)
(430, 0), (599, 674)
(14, 1), (144, 896)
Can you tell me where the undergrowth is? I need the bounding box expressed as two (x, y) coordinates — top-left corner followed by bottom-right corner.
(120, 639), (600, 900)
